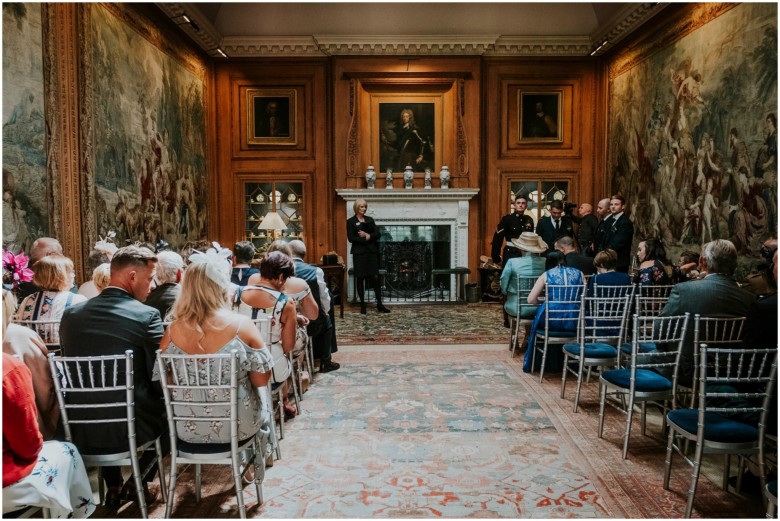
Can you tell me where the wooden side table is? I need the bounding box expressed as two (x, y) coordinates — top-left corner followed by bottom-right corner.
(318, 264), (346, 318)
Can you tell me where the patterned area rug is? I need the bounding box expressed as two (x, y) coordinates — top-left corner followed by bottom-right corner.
(335, 303), (507, 345)
(102, 347), (762, 518)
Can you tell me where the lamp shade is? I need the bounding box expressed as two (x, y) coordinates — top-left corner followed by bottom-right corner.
(258, 211), (288, 231)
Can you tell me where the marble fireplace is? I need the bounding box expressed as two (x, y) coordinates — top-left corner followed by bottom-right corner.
(336, 188), (479, 303)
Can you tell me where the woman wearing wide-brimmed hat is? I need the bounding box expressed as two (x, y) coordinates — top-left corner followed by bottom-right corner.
(500, 232), (547, 349)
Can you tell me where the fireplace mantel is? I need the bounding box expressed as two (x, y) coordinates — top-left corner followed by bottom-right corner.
(336, 188), (479, 301)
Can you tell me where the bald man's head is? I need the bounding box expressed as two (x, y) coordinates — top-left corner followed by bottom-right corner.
(596, 198), (610, 219)
(30, 237), (63, 266)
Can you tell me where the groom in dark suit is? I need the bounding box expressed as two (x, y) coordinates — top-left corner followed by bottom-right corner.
(59, 245), (167, 502)
(594, 194), (634, 272)
(660, 239), (755, 387)
(536, 200), (575, 257)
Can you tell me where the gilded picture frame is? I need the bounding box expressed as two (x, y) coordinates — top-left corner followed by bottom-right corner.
(518, 90), (563, 143)
(247, 88), (297, 146)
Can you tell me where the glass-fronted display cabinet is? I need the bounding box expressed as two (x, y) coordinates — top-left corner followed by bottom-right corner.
(245, 182), (304, 251)
(509, 180), (571, 226)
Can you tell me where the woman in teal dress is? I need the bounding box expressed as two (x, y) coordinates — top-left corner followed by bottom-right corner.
(523, 251), (584, 373)
(500, 232), (548, 320)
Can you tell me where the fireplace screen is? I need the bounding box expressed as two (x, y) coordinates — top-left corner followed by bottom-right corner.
(379, 225), (451, 299)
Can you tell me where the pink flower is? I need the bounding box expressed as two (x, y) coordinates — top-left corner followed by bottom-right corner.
(2, 249), (34, 289)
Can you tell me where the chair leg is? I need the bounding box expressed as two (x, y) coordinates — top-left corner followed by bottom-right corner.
(724, 454), (732, 491)
(509, 317), (516, 353)
(97, 467), (105, 506)
(538, 339), (548, 383)
(685, 440), (706, 518)
(253, 437), (265, 506)
(165, 454), (178, 518)
(622, 398), (635, 459)
(598, 383), (607, 438)
(232, 452), (246, 518)
(641, 401), (647, 436)
(573, 358), (585, 413)
(154, 438), (168, 504)
(663, 427), (675, 490)
(289, 372), (301, 413)
(130, 456), (148, 518)
(195, 464), (202, 503)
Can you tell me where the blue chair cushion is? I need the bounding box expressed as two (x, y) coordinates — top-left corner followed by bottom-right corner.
(177, 435), (256, 455)
(563, 342), (618, 358)
(620, 341), (658, 354)
(601, 368), (672, 392)
(667, 409), (760, 443)
(768, 480), (777, 499)
(539, 329), (577, 339)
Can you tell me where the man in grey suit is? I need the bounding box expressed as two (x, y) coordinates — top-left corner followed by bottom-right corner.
(59, 245), (167, 504)
(660, 239), (755, 388)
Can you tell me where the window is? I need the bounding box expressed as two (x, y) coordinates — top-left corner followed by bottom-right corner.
(510, 180), (570, 226)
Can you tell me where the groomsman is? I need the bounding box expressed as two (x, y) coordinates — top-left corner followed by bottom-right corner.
(594, 194), (634, 272)
(535, 200), (574, 256)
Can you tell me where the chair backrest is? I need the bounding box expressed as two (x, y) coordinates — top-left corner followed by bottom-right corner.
(696, 346), (777, 428)
(543, 284), (585, 332)
(628, 313), (690, 377)
(14, 319), (62, 353)
(514, 275), (540, 318)
(692, 315), (746, 347)
(155, 349), (239, 445)
(578, 292), (634, 345)
(251, 315), (272, 346)
(590, 283), (636, 300)
(47, 350), (134, 443)
(635, 284), (674, 317)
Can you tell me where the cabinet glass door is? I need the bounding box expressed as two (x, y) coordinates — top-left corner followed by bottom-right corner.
(509, 181), (570, 226)
(245, 182), (303, 251)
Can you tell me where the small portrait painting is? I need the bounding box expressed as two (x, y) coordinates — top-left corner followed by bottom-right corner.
(247, 89), (297, 145)
(519, 91), (563, 142)
(378, 102), (435, 172)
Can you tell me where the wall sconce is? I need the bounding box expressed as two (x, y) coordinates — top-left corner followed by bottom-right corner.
(258, 211), (287, 241)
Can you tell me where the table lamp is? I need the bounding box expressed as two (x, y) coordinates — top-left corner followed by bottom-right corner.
(258, 211), (288, 241)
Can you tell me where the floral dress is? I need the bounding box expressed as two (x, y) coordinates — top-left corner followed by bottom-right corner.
(153, 336), (274, 452)
(15, 291), (86, 345)
(633, 259), (672, 286)
(523, 266), (584, 373)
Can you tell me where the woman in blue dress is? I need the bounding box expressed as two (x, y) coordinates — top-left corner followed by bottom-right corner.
(523, 251), (584, 373)
(633, 238), (672, 286)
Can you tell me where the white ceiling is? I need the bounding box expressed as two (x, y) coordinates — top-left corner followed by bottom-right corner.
(157, 2), (668, 57)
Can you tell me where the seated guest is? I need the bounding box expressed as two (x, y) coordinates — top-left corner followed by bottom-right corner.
(15, 237), (68, 302)
(92, 263), (111, 294)
(2, 352), (96, 518)
(536, 200), (575, 256)
(288, 239), (341, 373)
(671, 249), (701, 283)
(231, 241), (259, 287)
(15, 256), (87, 345)
(145, 251), (183, 321)
(632, 238), (672, 286)
(500, 231), (547, 324)
(742, 248), (778, 349)
(588, 249), (631, 295)
(742, 238), (777, 297)
(2, 289), (58, 440)
(524, 251), (584, 373)
(660, 239), (755, 388)
(555, 236), (596, 276)
(237, 251), (299, 418)
(157, 259), (274, 454)
(59, 246), (167, 507)
(77, 249), (110, 299)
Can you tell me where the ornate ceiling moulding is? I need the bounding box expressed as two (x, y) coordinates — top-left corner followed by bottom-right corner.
(313, 35), (499, 56)
(487, 36), (592, 56)
(155, 2), (223, 58)
(590, 2), (669, 56)
(222, 36), (323, 57)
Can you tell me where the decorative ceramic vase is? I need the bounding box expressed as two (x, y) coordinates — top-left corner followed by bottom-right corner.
(385, 168), (393, 189)
(365, 165), (376, 189)
(424, 168), (432, 189)
(404, 165), (414, 189)
(439, 164), (450, 189)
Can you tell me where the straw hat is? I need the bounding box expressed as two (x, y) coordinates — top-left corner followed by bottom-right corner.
(510, 232), (548, 254)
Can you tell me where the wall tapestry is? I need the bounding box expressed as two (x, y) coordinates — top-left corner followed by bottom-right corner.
(2, 3), (46, 253)
(89, 5), (207, 249)
(608, 3), (777, 277)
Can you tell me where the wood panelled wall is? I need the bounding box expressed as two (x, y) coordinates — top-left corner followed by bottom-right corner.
(212, 56), (604, 273)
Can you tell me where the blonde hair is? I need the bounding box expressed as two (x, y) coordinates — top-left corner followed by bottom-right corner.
(266, 240), (293, 258)
(32, 255), (73, 291)
(353, 198), (367, 215)
(92, 263), (111, 293)
(3, 288), (17, 335)
(169, 262), (228, 327)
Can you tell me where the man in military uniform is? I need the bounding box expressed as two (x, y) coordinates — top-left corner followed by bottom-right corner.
(492, 195), (535, 267)
(743, 237), (777, 297)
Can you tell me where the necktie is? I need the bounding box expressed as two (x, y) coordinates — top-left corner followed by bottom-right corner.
(554, 220), (559, 231)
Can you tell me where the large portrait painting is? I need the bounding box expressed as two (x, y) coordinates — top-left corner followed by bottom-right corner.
(378, 102), (436, 173)
(608, 3), (777, 278)
(247, 88), (297, 145)
(2, 3), (46, 254)
(88, 5), (208, 249)
(519, 91), (562, 142)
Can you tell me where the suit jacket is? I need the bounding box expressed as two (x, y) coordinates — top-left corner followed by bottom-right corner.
(535, 216), (574, 254)
(660, 274), (755, 387)
(293, 258), (332, 336)
(564, 252), (596, 275)
(59, 287), (166, 452)
(144, 282), (180, 322)
(572, 214), (599, 254)
(741, 292), (777, 349)
(346, 215), (380, 255)
(597, 215), (634, 271)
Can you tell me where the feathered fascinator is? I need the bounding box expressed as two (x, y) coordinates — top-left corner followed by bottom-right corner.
(2, 250), (34, 290)
(188, 241), (233, 287)
(94, 231), (118, 257)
